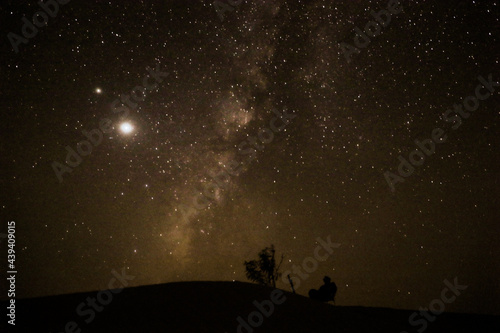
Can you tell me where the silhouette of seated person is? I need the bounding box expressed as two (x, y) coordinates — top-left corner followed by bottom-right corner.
(309, 276), (337, 303)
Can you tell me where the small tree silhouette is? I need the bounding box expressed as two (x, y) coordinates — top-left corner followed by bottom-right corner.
(244, 244), (284, 288)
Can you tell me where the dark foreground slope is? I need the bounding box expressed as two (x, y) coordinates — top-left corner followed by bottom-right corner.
(6, 281), (500, 332)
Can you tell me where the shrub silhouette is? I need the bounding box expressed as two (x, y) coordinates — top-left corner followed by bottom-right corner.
(244, 244), (284, 288)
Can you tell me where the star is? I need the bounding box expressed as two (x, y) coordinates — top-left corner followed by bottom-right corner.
(119, 122), (134, 134)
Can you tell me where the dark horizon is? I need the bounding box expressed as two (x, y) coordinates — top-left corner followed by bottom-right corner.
(3, 279), (492, 318)
(7, 281), (500, 333)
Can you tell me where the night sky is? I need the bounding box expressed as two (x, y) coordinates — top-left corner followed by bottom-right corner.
(2, 0), (499, 315)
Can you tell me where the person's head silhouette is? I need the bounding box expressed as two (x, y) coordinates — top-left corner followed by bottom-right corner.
(323, 276), (331, 284)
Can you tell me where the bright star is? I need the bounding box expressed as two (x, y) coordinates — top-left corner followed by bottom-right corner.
(95, 88), (102, 94)
(119, 122), (134, 134)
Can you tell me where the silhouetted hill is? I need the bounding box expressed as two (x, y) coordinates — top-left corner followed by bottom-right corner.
(5, 281), (500, 332)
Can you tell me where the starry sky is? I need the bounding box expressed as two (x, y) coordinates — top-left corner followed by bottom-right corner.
(1, 0), (499, 315)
